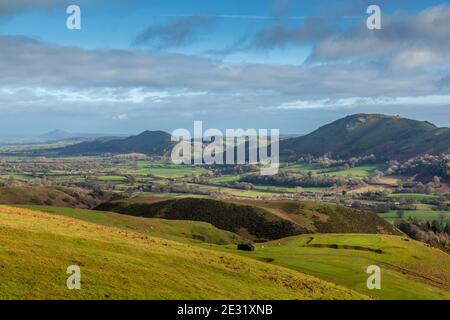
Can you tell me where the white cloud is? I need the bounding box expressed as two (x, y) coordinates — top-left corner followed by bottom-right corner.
(276, 95), (450, 110)
(112, 114), (129, 120)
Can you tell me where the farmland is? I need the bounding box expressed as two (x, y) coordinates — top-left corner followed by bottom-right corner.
(0, 142), (449, 300)
(0, 205), (366, 300)
(379, 204), (450, 224)
(2, 205), (449, 300)
(214, 234), (450, 300)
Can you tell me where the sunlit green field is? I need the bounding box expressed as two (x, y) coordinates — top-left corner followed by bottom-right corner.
(210, 234), (450, 300)
(97, 176), (127, 182)
(388, 193), (440, 200)
(210, 175), (241, 183)
(253, 185), (327, 193)
(281, 163), (386, 179)
(0, 206), (365, 300)
(12, 205), (450, 300)
(116, 162), (210, 178)
(321, 164), (387, 178)
(379, 207), (450, 223)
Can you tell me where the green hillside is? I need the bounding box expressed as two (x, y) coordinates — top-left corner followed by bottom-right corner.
(96, 197), (401, 241)
(53, 130), (175, 156)
(0, 205), (366, 300)
(216, 234), (450, 300)
(95, 198), (306, 241)
(229, 199), (401, 235)
(0, 185), (112, 208)
(16, 205), (244, 245)
(281, 114), (450, 160)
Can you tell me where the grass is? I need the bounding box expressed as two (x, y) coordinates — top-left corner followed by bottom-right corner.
(253, 185), (327, 193)
(210, 175), (241, 183)
(379, 209), (450, 223)
(97, 176), (127, 182)
(319, 164), (387, 178)
(0, 206), (366, 300)
(117, 162), (210, 178)
(207, 234), (450, 300)
(388, 193), (440, 200)
(15, 205), (243, 245)
(281, 163), (386, 179)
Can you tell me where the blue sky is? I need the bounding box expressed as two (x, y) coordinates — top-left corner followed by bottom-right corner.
(0, 0), (449, 136)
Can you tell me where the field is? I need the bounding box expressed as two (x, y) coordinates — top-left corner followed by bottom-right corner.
(0, 206), (365, 300)
(379, 204), (450, 223)
(212, 234), (450, 300)
(281, 163), (386, 179)
(388, 193), (440, 201)
(3, 205), (449, 300)
(116, 161), (210, 178)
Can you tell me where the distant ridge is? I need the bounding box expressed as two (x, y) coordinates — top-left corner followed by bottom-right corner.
(49, 114), (450, 159)
(40, 129), (117, 141)
(55, 130), (174, 155)
(40, 129), (74, 140)
(281, 114), (450, 160)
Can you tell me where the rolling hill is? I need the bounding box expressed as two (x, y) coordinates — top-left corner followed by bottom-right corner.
(42, 114), (449, 160)
(53, 130), (174, 156)
(0, 205), (366, 299)
(221, 234), (450, 300)
(2, 205), (448, 300)
(0, 185), (115, 208)
(16, 205), (244, 245)
(281, 114), (450, 160)
(95, 197), (401, 241)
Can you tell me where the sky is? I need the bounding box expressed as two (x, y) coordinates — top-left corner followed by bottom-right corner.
(0, 0), (449, 136)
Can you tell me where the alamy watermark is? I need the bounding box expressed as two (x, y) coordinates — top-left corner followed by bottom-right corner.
(66, 4), (381, 31)
(66, 265), (81, 290)
(366, 265), (381, 290)
(66, 5), (81, 30)
(171, 121), (279, 176)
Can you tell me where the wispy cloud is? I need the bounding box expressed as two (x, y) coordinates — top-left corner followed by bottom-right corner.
(134, 15), (213, 48)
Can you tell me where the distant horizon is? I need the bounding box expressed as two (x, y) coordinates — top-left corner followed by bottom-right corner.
(1, 112), (448, 139)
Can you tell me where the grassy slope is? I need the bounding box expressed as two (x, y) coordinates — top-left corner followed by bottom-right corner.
(8, 205), (450, 300)
(96, 197), (401, 240)
(0, 185), (108, 208)
(211, 234), (450, 300)
(0, 186), (77, 206)
(228, 199), (401, 235)
(0, 206), (365, 300)
(95, 198), (306, 241)
(15, 205), (243, 245)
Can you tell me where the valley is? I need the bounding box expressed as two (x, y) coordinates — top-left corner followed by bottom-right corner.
(0, 113), (449, 300)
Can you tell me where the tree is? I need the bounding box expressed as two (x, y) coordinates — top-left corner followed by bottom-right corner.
(396, 210), (405, 220)
(438, 213), (446, 225)
(444, 223), (450, 235)
(431, 220), (442, 233)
